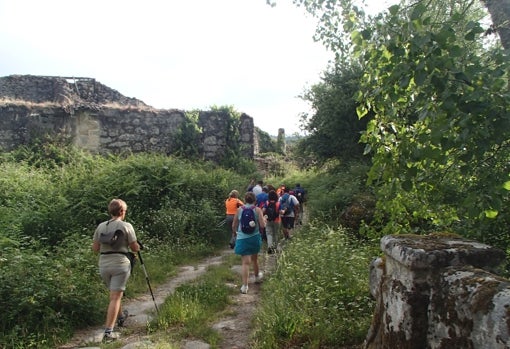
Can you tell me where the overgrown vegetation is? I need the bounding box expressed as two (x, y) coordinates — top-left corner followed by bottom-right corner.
(0, 143), (250, 348)
(252, 223), (376, 348)
(0, 136), (378, 348)
(249, 162), (377, 348)
(288, 0), (510, 263)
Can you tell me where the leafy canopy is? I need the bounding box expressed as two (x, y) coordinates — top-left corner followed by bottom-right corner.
(289, 0), (510, 245)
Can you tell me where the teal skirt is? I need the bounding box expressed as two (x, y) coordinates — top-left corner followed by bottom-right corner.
(234, 233), (262, 256)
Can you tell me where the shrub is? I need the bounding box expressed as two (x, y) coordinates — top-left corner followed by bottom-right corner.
(0, 235), (104, 348)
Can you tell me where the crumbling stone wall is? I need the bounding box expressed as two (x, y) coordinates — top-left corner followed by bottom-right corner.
(0, 104), (186, 154)
(0, 75), (146, 108)
(0, 75), (256, 160)
(198, 111), (254, 162)
(366, 234), (510, 349)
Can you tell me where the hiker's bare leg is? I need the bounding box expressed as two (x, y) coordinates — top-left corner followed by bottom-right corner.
(283, 226), (290, 239)
(251, 254), (259, 277)
(241, 255), (251, 286)
(106, 290), (123, 329)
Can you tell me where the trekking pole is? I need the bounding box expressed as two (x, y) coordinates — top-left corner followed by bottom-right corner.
(136, 243), (159, 315)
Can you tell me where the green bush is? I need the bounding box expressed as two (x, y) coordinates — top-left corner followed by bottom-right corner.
(0, 235), (104, 348)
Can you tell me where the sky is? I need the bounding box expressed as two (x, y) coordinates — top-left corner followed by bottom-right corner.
(0, 0), (391, 136)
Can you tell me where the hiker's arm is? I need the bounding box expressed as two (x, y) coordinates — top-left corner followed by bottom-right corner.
(257, 207), (265, 230)
(92, 241), (100, 253)
(129, 240), (140, 252)
(293, 197), (300, 218)
(232, 210), (239, 235)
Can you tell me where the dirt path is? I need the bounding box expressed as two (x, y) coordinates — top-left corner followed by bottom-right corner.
(59, 248), (278, 349)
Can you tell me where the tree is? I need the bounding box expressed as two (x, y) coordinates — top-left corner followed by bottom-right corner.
(290, 0), (510, 249)
(482, 0), (510, 49)
(297, 63), (370, 165)
(256, 127), (279, 154)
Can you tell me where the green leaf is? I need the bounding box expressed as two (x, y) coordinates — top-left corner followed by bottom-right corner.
(356, 104), (368, 118)
(454, 71), (471, 85)
(448, 45), (463, 57)
(351, 30), (362, 45)
(414, 69), (428, 86)
(402, 180), (413, 192)
(399, 75), (411, 89)
(484, 210), (498, 219)
(410, 3), (427, 21)
(389, 5), (400, 15)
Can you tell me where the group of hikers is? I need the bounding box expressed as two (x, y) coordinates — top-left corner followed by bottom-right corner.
(90, 182), (307, 343)
(225, 180), (306, 294)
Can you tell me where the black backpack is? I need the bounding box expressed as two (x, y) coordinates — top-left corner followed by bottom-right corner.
(294, 188), (305, 203)
(265, 200), (279, 221)
(240, 205), (257, 234)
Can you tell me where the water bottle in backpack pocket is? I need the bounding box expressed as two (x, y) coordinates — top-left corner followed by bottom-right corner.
(265, 200), (279, 221)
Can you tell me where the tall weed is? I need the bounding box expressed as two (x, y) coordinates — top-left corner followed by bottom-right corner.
(252, 222), (376, 348)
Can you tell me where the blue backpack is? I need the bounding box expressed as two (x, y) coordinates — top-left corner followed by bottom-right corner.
(279, 193), (294, 216)
(240, 205), (257, 234)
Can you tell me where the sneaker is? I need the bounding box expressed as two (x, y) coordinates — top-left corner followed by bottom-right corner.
(255, 272), (263, 283)
(102, 331), (116, 343)
(117, 309), (129, 327)
(240, 284), (249, 294)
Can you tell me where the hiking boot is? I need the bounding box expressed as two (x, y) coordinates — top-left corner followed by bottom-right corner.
(255, 272), (263, 284)
(102, 331), (117, 343)
(117, 309), (129, 327)
(240, 284), (249, 294)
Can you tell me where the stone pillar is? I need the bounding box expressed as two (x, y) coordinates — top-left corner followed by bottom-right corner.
(240, 113), (255, 159)
(366, 234), (508, 349)
(277, 128), (285, 154)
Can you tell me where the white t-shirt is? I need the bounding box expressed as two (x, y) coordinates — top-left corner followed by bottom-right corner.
(252, 184), (263, 196)
(280, 194), (299, 218)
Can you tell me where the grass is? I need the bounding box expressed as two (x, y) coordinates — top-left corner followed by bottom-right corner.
(124, 239), (213, 298)
(250, 221), (377, 348)
(146, 256), (240, 347)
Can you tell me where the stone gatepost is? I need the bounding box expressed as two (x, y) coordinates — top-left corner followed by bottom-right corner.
(365, 234), (508, 349)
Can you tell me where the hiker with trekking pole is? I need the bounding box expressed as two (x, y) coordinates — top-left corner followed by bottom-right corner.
(92, 198), (140, 343)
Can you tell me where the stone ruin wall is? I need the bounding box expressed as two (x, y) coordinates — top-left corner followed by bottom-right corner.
(366, 234), (510, 349)
(0, 75), (256, 160)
